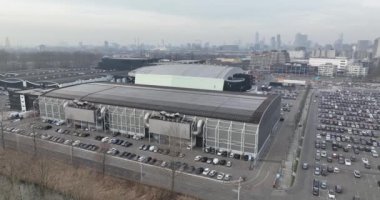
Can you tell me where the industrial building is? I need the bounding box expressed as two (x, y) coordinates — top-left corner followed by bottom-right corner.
(309, 57), (348, 71)
(270, 63), (317, 75)
(97, 57), (158, 70)
(250, 50), (290, 69)
(38, 83), (281, 160)
(128, 64), (253, 92)
(8, 88), (52, 111)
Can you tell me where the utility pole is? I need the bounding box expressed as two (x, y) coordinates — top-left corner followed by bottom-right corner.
(32, 124), (36, 155)
(71, 132), (73, 165)
(237, 177), (243, 200)
(1, 109), (4, 150)
(140, 162), (143, 182)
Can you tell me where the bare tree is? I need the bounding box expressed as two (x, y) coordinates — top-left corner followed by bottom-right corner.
(165, 122), (185, 198)
(96, 142), (110, 177)
(37, 156), (50, 190)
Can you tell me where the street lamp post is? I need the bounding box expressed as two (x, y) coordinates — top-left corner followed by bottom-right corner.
(32, 124), (37, 155)
(237, 177), (243, 200)
(140, 162), (143, 182)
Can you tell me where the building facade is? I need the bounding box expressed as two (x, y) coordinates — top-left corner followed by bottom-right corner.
(373, 38), (380, 58)
(309, 57), (348, 71)
(250, 50), (290, 69)
(346, 64), (368, 77)
(270, 63), (317, 75)
(318, 63), (337, 77)
(38, 83), (281, 160)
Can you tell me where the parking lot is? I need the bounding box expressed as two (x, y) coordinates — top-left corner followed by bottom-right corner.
(301, 88), (380, 200)
(3, 117), (255, 185)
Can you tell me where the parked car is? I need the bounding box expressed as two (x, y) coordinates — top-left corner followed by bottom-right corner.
(302, 163), (309, 170)
(335, 185), (342, 193)
(202, 168), (210, 176)
(216, 172), (224, 180)
(354, 170), (361, 178)
(194, 155), (202, 161)
(223, 174), (231, 181)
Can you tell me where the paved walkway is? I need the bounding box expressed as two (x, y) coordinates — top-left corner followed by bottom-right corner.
(279, 88), (312, 189)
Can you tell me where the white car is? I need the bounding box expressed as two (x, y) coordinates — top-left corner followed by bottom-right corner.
(194, 155), (202, 161)
(72, 140), (80, 146)
(345, 158), (351, 166)
(202, 168), (210, 176)
(372, 151), (378, 158)
(321, 151), (327, 158)
(101, 137), (109, 143)
(138, 156), (145, 162)
(63, 139), (72, 145)
(326, 135), (331, 141)
(217, 172), (225, 180)
(362, 157), (369, 164)
(223, 174), (231, 181)
(328, 189), (336, 199)
(333, 167), (340, 173)
(316, 134), (322, 139)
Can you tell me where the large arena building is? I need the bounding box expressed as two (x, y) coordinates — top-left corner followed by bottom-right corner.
(128, 64), (253, 92)
(38, 83), (280, 160)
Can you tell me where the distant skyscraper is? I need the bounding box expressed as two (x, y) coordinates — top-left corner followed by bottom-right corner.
(276, 34), (281, 49)
(357, 40), (370, 51)
(374, 38), (380, 58)
(293, 33), (308, 48)
(5, 37), (10, 48)
(104, 40), (109, 48)
(334, 33), (343, 51)
(255, 32), (259, 45)
(270, 36), (276, 50)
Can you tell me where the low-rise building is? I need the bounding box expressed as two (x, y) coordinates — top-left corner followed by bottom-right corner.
(251, 50), (290, 69)
(346, 64), (368, 77)
(318, 63), (337, 77)
(309, 57), (348, 71)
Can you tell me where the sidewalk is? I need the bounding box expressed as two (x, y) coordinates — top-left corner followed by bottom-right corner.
(279, 88), (312, 189)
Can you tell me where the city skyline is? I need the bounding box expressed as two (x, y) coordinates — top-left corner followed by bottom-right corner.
(0, 0), (380, 46)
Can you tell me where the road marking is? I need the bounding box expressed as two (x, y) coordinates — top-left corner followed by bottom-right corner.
(251, 170), (270, 188)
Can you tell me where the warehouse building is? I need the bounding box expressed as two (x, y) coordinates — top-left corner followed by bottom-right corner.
(97, 57), (158, 70)
(128, 64), (253, 92)
(38, 83), (280, 160)
(9, 88), (52, 111)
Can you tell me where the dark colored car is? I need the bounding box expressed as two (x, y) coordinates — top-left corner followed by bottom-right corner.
(313, 187), (319, 196)
(195, 167), (204, 174)
(335, 185), (342, 193)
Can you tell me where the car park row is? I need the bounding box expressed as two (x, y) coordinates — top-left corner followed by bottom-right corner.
(4, 121), (238, 183)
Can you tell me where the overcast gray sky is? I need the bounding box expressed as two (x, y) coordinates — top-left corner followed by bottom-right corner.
(0, 0), (379, 46)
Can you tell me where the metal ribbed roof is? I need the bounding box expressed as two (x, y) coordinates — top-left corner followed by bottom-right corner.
(42, 83), (278, 123)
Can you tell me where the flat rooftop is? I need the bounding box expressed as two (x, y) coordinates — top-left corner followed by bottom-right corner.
(42, 83), (278, 123)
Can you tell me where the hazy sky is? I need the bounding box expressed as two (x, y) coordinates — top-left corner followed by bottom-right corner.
(1, 0), (379, 46)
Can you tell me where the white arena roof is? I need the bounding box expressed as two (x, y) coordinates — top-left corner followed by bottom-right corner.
(128, 64), (245, 80)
